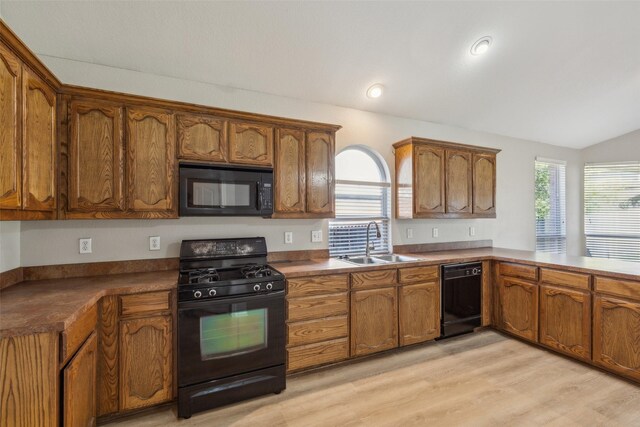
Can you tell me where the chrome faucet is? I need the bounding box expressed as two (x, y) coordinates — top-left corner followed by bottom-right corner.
(365, 221), (382, 257)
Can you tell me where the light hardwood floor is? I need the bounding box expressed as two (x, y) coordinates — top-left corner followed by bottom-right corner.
(110, 330), (640, 426)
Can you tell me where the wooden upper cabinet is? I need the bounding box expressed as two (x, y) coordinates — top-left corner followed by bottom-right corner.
(497, 276), (538, 342)
(445, 149), (472, 214)
(306, 131), (334, 216)
(126, 107), (176, 213)
(63, 332), (97, 427)
(399, 281), (440, 346)
(68, 99), (124, 212)
(472, 153), (496, 216)
(22, 67), (56, 211)
(274, 128), (306, 215)
(0, 44), (22, 210)
(351, 287), (398, 357)
(228, 121), (273, 166)
(177, 113), (228, 163)
(415, 145), (445, 215)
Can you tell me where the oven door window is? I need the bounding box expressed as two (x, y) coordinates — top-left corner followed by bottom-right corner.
(190, 180), (253, 208)
(200, 308), (267, 359)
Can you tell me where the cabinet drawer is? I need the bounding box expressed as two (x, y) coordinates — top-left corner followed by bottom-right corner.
(287, 274), (348, 297)
(287, 338), (348, 372)
(540, 268), (590, 290)
(595, 276), (640, 301)
(351, 269), (397, 289)
(287, 316), (348, 347)
(61, 304), (98, 364)
(499, 262), (538, 281)
(398, 266), (438, 284)
(287, 293), (348, 322)
(120, 291), (171, 317)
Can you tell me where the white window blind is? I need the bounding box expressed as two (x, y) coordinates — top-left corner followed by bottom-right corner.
(584, 162), (640, 262)
(535, 158), (566, 254)
(329, 147), (391, 257)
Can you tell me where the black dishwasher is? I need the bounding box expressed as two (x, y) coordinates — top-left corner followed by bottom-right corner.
(440, 262), (482, 338)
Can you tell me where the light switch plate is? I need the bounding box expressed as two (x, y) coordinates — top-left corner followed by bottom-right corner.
(284, 232), (293, 244)
(79, 238), (92, 254)
(432, 228), (439, 238)
(406, 228), (414, 239)
(149, 236), (161, 251)
(311, 230), (322, 243)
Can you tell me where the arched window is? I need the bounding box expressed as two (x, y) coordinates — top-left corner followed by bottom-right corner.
(329, 146), (391, 257)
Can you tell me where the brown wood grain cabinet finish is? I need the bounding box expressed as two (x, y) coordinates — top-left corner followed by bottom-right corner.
(97, 295), (119, 417)
(68, 98), (124, 212)
(540, 268), (590, 290)
(497, 276), (538, 342)
(445, 150), (473, 214)
(472, 153), (496, 215)
(126, 107), (176, 214)
(274, 128), (306, 215)
(351, 287), (398, 356)
(60, 303), (98, 365)
(394, 143), (413, 219)
(119, 315), (172, 410)
(595, 276), (640, 301)
(228, 121), (273, 166)
(399, 282), (440, 346)
(287, 338), (348, 372)
(482, 260), (492, 326)
(286, 274), (348, 297)
(305, 131), (334, 216)
(593, 295), (640, 382)
(398, 266), (439, 284)
(176, 113), (228, 162)
(22, 66), (56, 212)
(63, 332), (97, 427)
(415, 145), (446, 215)
(0, 332), (58, 427)
(287, 316), (348, 347)
(287, 293), (348, 322)
(119, 291), (171, 317)
(0, 44), (22, 210)
(351, 269), (397, 290)
(498, 262), (538, 281)
(539, 285), (591, 361)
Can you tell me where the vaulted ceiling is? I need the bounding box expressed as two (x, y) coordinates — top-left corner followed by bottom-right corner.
(3, 1), (639, 148)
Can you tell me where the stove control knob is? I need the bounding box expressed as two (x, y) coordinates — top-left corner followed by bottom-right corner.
(266, 283), (273, 290)
(253, 284), (261, 292)
(472, 268), (481, 275)
(209, 289), (217, 297)
(194, 290), (202, 298)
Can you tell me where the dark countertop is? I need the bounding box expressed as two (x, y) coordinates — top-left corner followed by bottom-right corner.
(2, 247), (639, 339)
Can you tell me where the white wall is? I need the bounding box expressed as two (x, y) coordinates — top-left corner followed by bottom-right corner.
(6, 55), (583, 268)
(0, 221), (20, 272)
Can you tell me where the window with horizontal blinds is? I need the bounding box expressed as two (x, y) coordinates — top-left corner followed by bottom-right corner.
(329, 147), (391, 257)
(535, 158), (566, 254)
(585, 161), (640, 262)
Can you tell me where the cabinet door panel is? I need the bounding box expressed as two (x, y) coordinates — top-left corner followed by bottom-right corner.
(0, 44), (21, 209)
(498, 277), (538, 342)
(445, 150), (472, 214)
(228, 122), (273, 166)
(68, 99), (124, 212)
(472, 153), (496, 215)
(306, 132), (334, 215)
(593, 295), (640, 382)
(351, 287), (398, 356)
(414, 145), (445, 214)
(126, 107), (175, 212)
(64, 332), (97, 427)
(539, 285), (591, 361)
(119, 315), (172, 410)
(399, 282), (440, 346)
(22, 67), (56, 211)
(274, 128), (305, 215)
(177, 114), (227, 162)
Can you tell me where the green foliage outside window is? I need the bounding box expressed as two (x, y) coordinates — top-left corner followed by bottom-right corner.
(535, 163), (551, 220)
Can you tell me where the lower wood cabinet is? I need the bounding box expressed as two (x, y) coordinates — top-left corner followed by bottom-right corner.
(63, 332), (97, 427)
(351, 287), (398, 357)
(399, 282), (440, 346)
(539, 285), (591, 361)
(593, 295), (640, 382)
(119, 315), (173, 410)
(497, 276), (538, 342)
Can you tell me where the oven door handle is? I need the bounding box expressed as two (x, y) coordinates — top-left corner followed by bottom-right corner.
(178, 290), (284, 311)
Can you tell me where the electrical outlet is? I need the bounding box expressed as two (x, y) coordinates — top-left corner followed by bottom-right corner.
(432, 228), (439, 238)
(79, 238), (92, 254)
(469, 226), (476, 237)
(406, 228), (414, 239)
(284, 232), (293, 244)
(311, 230), (322, 243)
(149, 236), (161, 251)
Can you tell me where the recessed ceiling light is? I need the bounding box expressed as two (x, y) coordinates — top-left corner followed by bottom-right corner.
(470, 36), (492, 56)
(366, 83), (384, 98)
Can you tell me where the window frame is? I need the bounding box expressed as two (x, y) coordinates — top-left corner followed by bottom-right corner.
(534, 157), (567, 254)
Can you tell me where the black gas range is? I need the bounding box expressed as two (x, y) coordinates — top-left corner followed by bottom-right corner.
(177, 237), (286, 419)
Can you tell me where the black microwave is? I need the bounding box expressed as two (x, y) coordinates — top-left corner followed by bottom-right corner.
(179, 163), (273, 217)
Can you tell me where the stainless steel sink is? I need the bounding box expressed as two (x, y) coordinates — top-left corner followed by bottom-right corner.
(342, 256), (389, 265)
(373, 254), (422, 263)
